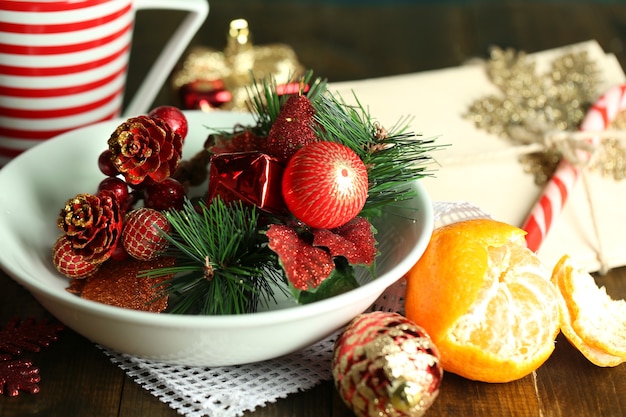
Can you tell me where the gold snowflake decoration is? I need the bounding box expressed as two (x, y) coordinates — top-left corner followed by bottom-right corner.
(594, 111), (626, 181)
(465, 47), (600, 184)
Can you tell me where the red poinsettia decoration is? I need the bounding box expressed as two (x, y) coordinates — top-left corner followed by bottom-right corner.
(266, 224), (334, 290)
(267, 217), (376, 291)
(312, 217), (377, 265)
(107, 115), (183, 186)
(57, 191), (122, 263)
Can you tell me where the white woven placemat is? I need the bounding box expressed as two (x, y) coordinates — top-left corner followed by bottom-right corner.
(102, 201), (489, 417)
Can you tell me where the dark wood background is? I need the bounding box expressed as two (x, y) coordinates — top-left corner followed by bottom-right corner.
(2, 1), (626, 416)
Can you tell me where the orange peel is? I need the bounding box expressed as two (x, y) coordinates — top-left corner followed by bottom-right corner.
(551, 255), (626, 367)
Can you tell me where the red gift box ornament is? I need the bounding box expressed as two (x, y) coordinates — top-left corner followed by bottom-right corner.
(207, 152), (286, 215)
(173, 19), (304, 111)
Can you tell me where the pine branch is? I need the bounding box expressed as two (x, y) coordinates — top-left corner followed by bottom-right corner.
(142, 199), (287, 315)
(312, 92), (444, 218)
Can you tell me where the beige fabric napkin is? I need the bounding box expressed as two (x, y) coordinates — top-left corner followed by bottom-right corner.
(329, 40), (626, 273)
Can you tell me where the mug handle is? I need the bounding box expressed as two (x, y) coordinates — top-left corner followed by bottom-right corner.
(123, 0), (209, 117)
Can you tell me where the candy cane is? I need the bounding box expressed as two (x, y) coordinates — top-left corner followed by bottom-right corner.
(522, 83), (626, 252)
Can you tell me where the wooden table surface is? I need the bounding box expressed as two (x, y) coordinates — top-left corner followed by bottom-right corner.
(2, 1), (626, 416)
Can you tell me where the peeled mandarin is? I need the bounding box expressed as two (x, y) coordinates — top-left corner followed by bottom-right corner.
(404, 218), (560, 383)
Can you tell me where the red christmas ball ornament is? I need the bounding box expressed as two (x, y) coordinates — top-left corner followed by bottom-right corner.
(143, 177), (186, 211)
(98, 149), (118, 177)
(333, 311), (443, 417)
(148, 105), (188, 139)
(52, 236), (100, 279)
(282, 141), (368, 229)
(122, 208), (171, 261)
(97, 177), (132, 212)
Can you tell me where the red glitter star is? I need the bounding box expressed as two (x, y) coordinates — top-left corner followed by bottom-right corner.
(0, 317), (63, 356)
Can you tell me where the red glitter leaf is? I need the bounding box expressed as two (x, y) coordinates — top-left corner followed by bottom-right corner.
(266, 224), (334, 291)
(0, 317), (63, 356)
(0, 355), (41, 396)
(312, 217), (377, 266)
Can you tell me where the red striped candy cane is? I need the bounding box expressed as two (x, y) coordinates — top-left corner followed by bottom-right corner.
(522, 83), (626, 251)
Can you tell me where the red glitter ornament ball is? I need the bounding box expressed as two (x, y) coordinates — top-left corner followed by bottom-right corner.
(148, 105), (189, 139)
(282, 141), (368, 229)
(122, 208), (171, 261)
(52, 236), (100, 279)
(333, 311), (443, 417)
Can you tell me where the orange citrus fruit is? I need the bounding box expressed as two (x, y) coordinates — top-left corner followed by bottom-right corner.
(404, 218), (560, 383)
(551, 255), (626, 367)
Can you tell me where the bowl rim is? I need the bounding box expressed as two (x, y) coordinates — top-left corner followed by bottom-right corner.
(0, 110), (434, 329)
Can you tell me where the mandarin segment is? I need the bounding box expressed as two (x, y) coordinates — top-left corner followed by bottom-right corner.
(404, 218), (560, 383)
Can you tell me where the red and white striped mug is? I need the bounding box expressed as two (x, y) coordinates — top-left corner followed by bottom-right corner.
(0, 0), (208, 165)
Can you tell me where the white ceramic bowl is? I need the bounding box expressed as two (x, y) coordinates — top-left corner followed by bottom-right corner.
(0, 111), (433, 366)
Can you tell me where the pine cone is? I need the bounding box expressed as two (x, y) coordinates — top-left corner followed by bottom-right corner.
(57, 191), (123, 263)
(107, 115), (183, 186)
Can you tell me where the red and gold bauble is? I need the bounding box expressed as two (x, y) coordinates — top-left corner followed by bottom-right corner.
(333, 311), (443, 417)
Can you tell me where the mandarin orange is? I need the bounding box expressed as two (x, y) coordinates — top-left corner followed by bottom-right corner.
(404, 218), (560, 383)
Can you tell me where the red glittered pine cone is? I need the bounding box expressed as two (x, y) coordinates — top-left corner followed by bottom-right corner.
(57, 191), (123, 264)
(107, 116), (183, 186)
